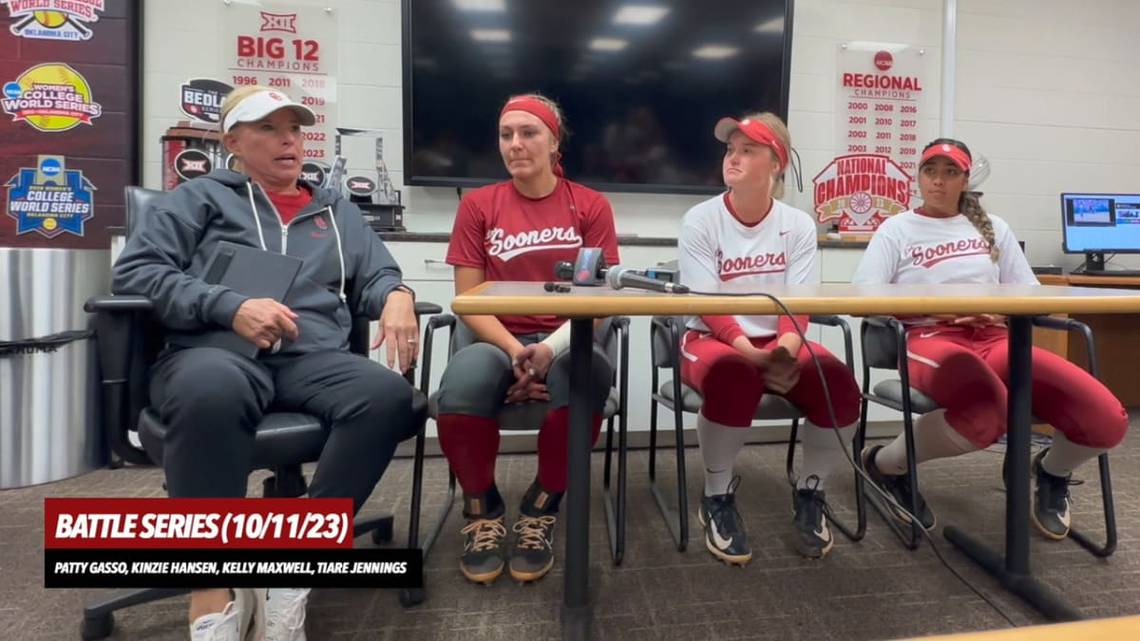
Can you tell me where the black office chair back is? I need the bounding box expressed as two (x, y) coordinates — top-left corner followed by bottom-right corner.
(124, 185), (165, 238)
(650, 316), (687, 368)
(862, 322), (901, 369)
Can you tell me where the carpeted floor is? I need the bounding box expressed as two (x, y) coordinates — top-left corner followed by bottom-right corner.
(3, 421), (1140, 641)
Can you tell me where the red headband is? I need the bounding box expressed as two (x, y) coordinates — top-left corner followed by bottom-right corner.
(500, 96), (564, 177)
(920, 143), (971, 172)
(714, 117), (789, 171)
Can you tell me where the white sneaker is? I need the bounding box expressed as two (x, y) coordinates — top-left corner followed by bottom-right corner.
(265, 587), (310, 641)
(190, 588), (266, 641)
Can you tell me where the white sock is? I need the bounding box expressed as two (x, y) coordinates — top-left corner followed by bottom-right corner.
(1041, 431), (1105, 477)
(874, 409), (978, 475)
(797, 422), (857, 490)
(697, 412), (751, 496)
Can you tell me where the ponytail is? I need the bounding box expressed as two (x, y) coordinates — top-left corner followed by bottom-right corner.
(960, 191), (999, 262)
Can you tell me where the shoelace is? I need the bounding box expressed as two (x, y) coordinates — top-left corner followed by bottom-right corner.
(512, 515), (556, 550)
(461, 518), (506, 553)
(797, 475), (828, 529)
(709, 476), (747, 538)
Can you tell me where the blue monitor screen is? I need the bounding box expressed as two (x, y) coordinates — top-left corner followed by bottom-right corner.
(1061, 193), (1140, 253)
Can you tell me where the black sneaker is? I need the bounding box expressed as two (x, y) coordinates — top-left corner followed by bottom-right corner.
(460, 517), (507, 584)
(792, 476), (833, 559)
(698, 476), (751, 565)
(508, 514), (557, 582)
(1032, 448), (1073, 540)
(509, 480), (561, 583)
(459, 490), (507, 585)
(861, 445), (936, 531)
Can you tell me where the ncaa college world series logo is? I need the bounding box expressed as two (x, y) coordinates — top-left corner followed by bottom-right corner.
(2, 63), (102, 132)
(5, 156), (96, 238)
(3, 0), (104, 41)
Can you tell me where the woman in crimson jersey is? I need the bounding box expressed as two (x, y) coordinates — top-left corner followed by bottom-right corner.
(852, 138), (1127, 539)
(437, 94), (620, 585)
(678, 112), (862, 563)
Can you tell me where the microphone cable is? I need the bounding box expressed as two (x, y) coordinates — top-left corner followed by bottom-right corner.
(686, 288), (1019, 628)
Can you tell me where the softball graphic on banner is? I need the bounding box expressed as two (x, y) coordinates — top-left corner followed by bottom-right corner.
(3, 0), (105, 41)
(1, 63), (103, 132)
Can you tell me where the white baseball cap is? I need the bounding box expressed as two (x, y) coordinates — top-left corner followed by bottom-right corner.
(222, 89), (316, 132)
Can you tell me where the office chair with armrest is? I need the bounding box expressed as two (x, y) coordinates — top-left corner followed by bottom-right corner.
(79, 187), (441, 639)
(413, 314), (631, 565)
(858, 315), (1116, 556)
(644, 315), (866, 552)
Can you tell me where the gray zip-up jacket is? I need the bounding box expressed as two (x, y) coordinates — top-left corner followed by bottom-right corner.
(112, 169), (407, 356)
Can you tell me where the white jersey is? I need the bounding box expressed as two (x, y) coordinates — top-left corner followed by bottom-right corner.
(679, 193), (819, 338)
(852, 209), (1038, 323)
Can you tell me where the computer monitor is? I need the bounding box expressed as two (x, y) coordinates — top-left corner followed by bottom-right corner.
(1061, 192), (1140, 271)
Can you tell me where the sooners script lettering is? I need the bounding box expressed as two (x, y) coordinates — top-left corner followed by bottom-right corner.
(486, 226), (582, 261)
(909, 238), (991, 268)
(717, 248), (787, 281)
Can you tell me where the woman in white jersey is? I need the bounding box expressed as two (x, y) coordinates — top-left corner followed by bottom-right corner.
(678, 113), (863, 563)
(852, 138), (1128, 538)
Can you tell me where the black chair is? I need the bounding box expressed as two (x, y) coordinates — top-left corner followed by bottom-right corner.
(413, 313), (631, 566)
(80, 187), (441, 639)
(643, 315), (866, 552)
(857, 315), (1116, 556)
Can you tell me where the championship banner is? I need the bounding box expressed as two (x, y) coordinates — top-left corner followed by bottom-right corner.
(813, 154), (912, 234)
(43, 498), (423, 589)
(818, 42), (932, 233)
(221, 3), (337, 163)
(3, 0), (105, 41)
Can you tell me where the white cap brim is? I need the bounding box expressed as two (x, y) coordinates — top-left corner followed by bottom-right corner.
(713, 117), (741, 143)
(222, 89), (316, 132)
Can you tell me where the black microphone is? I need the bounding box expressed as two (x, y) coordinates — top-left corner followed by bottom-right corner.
(554, 260), (575, 281)
(605, 265), (690, 294)
(554, 257), (610, 284)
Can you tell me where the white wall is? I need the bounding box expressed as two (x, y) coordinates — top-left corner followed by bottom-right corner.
(142, 0), (1140, 266)
(955, 0), (1140, 268)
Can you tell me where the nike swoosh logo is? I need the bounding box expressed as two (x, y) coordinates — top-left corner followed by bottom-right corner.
(709, 517), (734, 550)
(779, 230), (792, 236)
(1059, 500), (1071, 528)
(918, 331), (940, 338)
(813, 520), (832, 542)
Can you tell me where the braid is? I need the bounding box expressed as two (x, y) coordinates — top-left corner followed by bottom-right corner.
(960, 191), (999, 262)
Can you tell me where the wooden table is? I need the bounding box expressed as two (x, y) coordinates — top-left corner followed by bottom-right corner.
(1036, 274), (1140, 406)
(451, 282), (1140, 641)
(890, 615), (1140, 640)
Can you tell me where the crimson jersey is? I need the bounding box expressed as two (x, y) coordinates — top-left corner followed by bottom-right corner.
(447, 179), (621, 334)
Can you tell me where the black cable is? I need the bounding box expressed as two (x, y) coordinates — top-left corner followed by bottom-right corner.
(687, 288), (1019, 628)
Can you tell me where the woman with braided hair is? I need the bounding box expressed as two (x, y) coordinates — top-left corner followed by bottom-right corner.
(852, 138), (1127, 539)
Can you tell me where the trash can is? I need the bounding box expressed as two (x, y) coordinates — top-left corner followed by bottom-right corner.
(0, 247), (109, 488)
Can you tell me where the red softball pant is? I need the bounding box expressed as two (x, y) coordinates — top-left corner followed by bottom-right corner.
(679, 331), (862, 428)
(903, 324), (1127, 448)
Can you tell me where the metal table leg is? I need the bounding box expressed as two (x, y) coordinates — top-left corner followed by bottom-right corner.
(943, 315), (1082, 621)
(562, 318), (594, 640)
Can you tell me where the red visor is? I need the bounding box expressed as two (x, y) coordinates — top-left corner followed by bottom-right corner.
(920, 143), (971, 172)
(714, 117), (789, 170)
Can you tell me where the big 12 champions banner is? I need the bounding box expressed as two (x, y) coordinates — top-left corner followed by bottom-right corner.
(222, 3), (337, 164)
(816, 43), (932, 234)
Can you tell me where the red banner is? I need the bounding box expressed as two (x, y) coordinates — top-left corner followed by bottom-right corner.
(44, 498), (354, 549)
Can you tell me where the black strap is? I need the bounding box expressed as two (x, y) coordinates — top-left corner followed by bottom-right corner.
(0, 329), (95, 357)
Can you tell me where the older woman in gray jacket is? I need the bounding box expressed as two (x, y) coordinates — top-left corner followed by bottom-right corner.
(112, 85), (418, 641)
